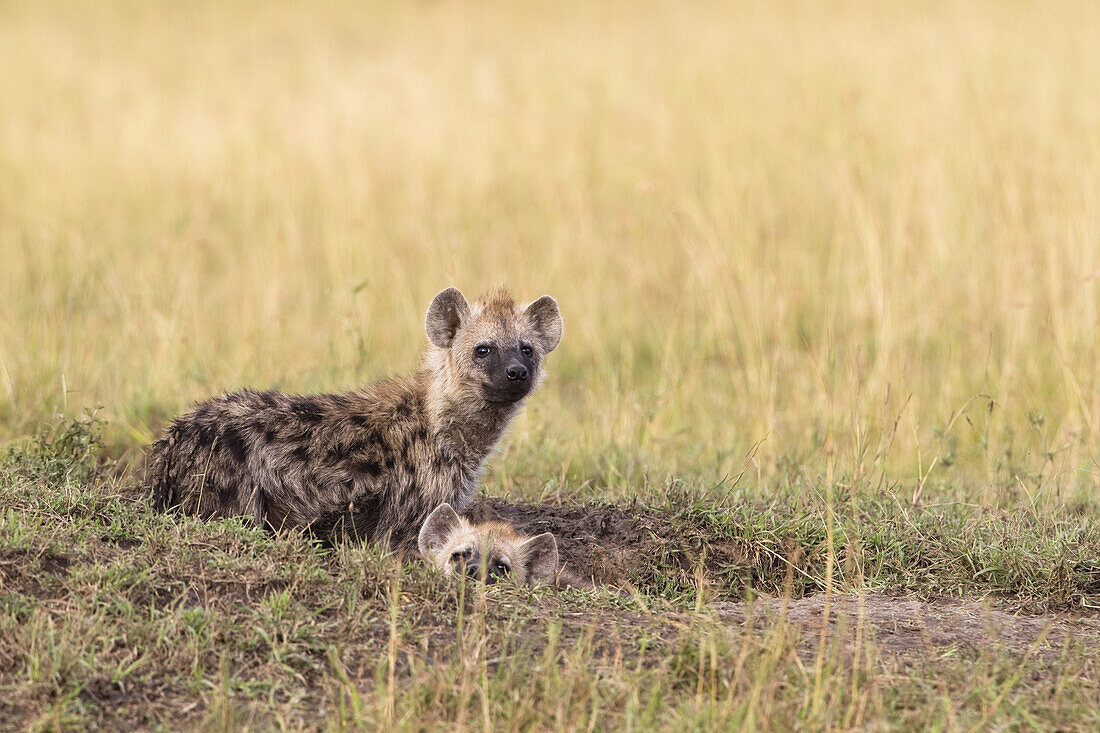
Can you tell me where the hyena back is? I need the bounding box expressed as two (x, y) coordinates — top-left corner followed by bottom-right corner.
(145, 287), (563, 553)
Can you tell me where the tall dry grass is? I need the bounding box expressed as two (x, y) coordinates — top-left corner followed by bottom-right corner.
(1, 0), (1098, 504)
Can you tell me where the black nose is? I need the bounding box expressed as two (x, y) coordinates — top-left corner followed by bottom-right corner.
(464, 563), (500, 584)
(506, 363), (528, 381)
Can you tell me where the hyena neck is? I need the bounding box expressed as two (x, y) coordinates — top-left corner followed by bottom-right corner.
(417, 364), (523, 471)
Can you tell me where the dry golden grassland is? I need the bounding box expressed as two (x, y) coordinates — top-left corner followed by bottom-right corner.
(2, 1), (1100, 730)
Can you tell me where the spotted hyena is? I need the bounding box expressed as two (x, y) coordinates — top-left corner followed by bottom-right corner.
(145, 286), (563, 553)
(417, 503), (559, 584)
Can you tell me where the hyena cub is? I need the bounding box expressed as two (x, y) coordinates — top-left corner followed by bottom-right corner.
(145, 287), (563, 554)
(418, 503), (558, 585)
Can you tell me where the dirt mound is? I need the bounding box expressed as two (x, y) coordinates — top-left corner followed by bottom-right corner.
(467, 498), (645, 586)
(467, 497), (744, 591)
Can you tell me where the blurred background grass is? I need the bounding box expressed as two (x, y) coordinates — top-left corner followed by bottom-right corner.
(1, 0), (1098, 506)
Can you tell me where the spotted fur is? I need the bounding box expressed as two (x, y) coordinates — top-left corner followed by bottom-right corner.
(145, 287), (563, 553)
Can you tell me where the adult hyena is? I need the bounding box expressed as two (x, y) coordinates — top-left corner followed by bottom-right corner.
(145, 287), (563, 553)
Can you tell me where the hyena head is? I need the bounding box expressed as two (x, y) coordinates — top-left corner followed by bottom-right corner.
(417, 503), (559, 585)
(424, 287), (563, 405)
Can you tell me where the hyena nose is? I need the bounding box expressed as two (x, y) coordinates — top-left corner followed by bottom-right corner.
(506, 364), (528, 381)
(465, 563), (481, 579)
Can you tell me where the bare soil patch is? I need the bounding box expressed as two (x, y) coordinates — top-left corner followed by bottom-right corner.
(0, 547), (74, 602)
(715, 594), (1100, 665)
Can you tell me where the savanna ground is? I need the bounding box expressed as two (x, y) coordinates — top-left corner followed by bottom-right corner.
(2, 0), (1099, 730)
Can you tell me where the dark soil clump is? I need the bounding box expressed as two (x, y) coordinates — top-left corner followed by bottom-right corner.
(468, 497), (748, 594)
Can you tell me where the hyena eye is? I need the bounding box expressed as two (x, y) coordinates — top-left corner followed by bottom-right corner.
(495, 561), (509, 574)
(474, 345), (491, 357)
(520, 344), (533, 356)
(451, 550), (469, 564)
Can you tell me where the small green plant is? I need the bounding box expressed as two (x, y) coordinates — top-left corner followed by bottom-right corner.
(2, 409), (107, 487)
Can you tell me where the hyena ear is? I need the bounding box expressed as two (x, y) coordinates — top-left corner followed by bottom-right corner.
(426, 287), (471, 348)
(524, 295), (563, 353)
(418, 503), (462, 555)
(521, 532), (559, 582)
